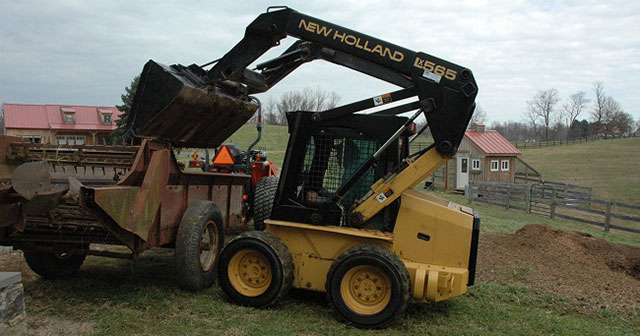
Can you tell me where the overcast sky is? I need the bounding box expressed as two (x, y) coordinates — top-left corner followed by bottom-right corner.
(1, 0), (638, 123)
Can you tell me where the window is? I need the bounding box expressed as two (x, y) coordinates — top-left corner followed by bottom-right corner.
(103, 115), (111, 124)
(64, 113), (75, 124)
(20, 135), (42, 143)
(298, 131), (379, 207)
(461, 158), (468, 173)
(490, 160), (499, 171)
(56, 135), (85, 145)
(472, 159), (481, 170)
(501, 159), (509, 171)
(98, 135), (113, 145)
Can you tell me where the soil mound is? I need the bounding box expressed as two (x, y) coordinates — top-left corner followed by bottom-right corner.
(478, 224), (640, 313)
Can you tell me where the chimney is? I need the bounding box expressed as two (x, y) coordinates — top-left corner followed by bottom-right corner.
(476, 123), (485, 133)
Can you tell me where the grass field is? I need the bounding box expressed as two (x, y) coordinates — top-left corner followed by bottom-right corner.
(520, 137), (640, 204)
(6, 191), (637, 335)
(12, 254), (635, 336)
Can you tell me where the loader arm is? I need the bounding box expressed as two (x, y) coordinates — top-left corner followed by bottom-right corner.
(205, 6), (478, 158)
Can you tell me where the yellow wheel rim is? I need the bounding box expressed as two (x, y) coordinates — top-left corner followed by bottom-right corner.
(228, 249), (272, 297)
(199, 220), (218, 272)
(340, 265), (391, 315)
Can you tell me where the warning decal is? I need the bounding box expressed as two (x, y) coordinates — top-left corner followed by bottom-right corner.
(373, 93), (393, 106)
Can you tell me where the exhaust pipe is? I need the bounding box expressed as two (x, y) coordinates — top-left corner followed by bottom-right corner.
(127, 60), (258, 148)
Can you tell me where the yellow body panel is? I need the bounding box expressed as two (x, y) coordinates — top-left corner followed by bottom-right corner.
(264, 191), (474, 302)
(353, 147), (447, 222)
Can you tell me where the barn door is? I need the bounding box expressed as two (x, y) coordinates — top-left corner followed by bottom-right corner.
(456, 155), (469, 190)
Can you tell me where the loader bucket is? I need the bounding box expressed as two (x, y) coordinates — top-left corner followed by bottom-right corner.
(127, 60), (258, 148)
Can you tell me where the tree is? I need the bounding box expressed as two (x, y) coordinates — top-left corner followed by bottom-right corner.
(526, 88), (560, 141)
(468, 105), (487, 129)
(567, 119), (590, 139)
(0, 102), (4, 135)
(601, 97), (632, 136)
(562, 91), (588, 139)
(264, 87), (340, 125)
(113, 75), (140, 144)
(590, 81), (607, 135)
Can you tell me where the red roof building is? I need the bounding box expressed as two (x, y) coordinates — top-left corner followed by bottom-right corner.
(448, 123), (521, 190)
(3, 103), (123, 145)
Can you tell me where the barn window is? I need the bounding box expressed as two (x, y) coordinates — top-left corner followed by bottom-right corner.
(63, 113), (75, 124)
(490, 160), (499, 171)
(20, 135), (42, 143)
(98, 108), (113, 124)
(501, 160), (509, 171)
(472, 159), (481, 170)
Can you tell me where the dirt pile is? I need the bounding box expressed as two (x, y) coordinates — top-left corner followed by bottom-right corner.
(478, 224), (640, 313)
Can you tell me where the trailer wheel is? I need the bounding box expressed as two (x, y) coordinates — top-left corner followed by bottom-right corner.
(218, 231), (293, 308)
(23, 249), (86, 279)
(175, 200), (224, 291)
(326, 245), (410, 329)
(253, 176), (278, 231)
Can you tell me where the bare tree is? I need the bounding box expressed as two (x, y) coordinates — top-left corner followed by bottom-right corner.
(562, 91), (588, 139)
(526, 88), (560, 141)
(265, 87), (341, 125)
(0, 102), (4, 135)
(591, 81), (607, 135)
(468, 105), (487, 129)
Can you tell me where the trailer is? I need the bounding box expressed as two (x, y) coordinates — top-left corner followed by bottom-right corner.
(0, 135), (249, 290)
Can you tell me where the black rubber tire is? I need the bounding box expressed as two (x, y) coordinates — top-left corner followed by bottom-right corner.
(175, 200), (225, 291)
(218, 231), (293, 308)
(326, 244), (410, 329)
(23, 249), (86, 279)
(253, 176), (278, 231)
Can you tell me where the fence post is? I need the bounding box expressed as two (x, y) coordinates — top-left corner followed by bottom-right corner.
(525, 185), (531, 213)
(604, 201), (611, 232)
(505, 186), (511, 209)
(550, 186), (557, 218)
(466, 184), (472, 204)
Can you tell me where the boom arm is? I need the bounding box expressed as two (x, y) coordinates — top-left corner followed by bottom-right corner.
(206, 7), (478, 157)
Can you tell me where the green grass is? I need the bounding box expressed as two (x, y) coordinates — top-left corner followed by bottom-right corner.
(224, 124), (290, 168)
(17, 251), (638, 336)
(520, 137), (640, 204)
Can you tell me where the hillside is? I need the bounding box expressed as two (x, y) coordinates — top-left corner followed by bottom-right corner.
(223, 124), (289, 168)
(520, 137), (640, 204)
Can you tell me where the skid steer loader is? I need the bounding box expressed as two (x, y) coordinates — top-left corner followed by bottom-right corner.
(128, 7), (479, 328)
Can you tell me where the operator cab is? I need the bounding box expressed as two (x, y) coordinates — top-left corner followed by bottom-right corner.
(271, 111), (412, 231)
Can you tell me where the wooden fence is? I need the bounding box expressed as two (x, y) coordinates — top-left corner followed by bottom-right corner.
(467, 181), (640, 235)
(514, 157), (542, 184)
(513, 133), (638, 149)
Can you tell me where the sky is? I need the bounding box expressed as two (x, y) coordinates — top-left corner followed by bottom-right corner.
(1, 0), (639, 124)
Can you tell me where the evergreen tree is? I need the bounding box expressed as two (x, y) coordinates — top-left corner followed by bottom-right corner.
(113, 75), (140, 144)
